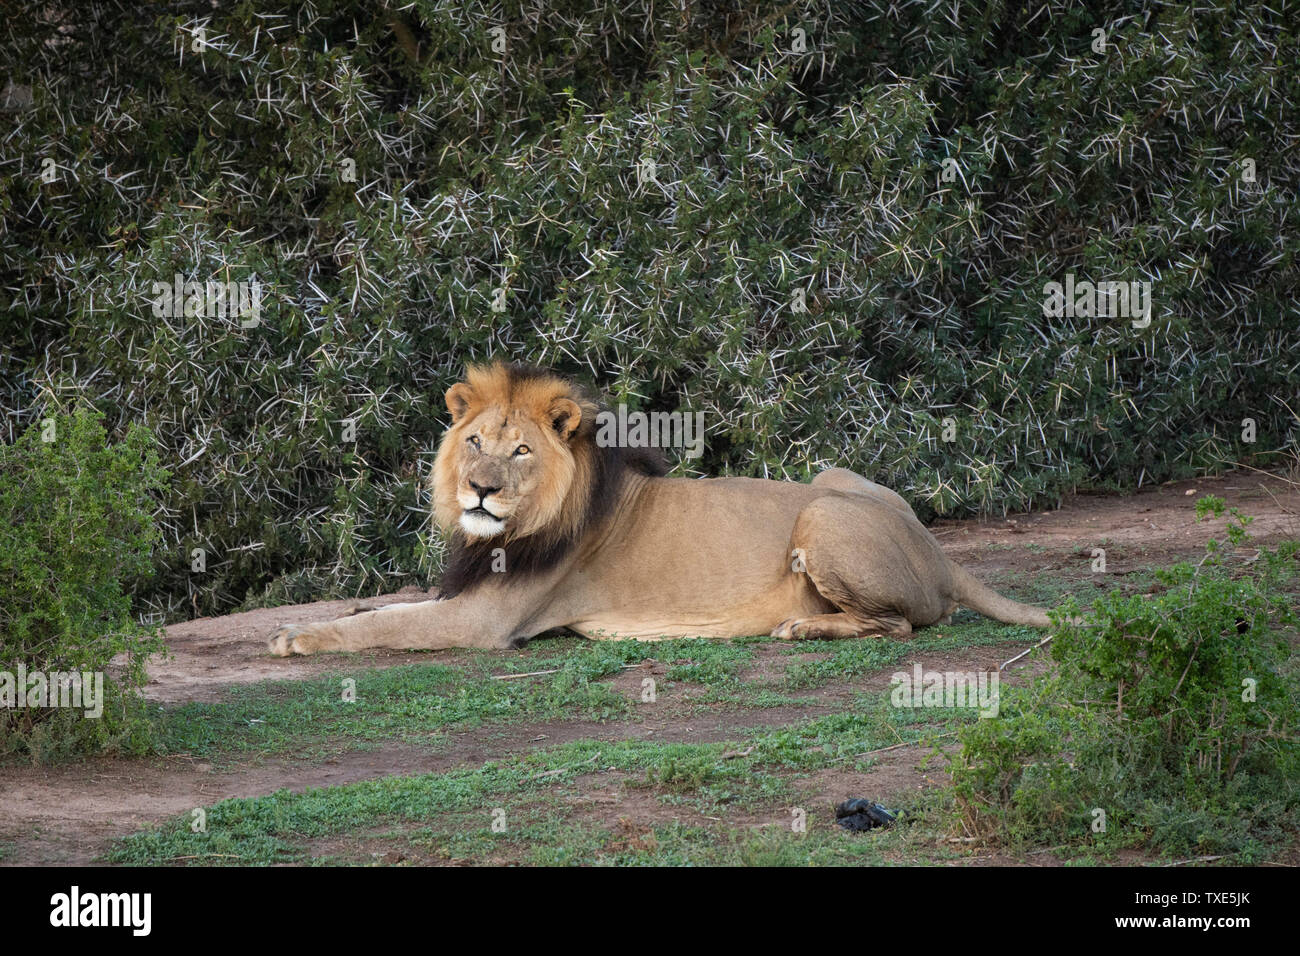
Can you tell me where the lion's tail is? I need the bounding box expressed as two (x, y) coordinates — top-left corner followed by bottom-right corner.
(949, 563), (1052, 628)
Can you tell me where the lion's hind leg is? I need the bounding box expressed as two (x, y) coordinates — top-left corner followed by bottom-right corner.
(784, 494), (946, 640)
(811, 467), (914, 516)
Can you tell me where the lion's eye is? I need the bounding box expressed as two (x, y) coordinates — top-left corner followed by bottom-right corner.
(513, 445), (531, 456)
(467, 435), (482, 449)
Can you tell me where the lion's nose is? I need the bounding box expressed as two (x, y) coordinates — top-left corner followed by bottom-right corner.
(469, 480), (501, 500)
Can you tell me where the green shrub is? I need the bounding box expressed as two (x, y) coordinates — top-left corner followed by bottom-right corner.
(951, 499), (1300, 858)
(0, 408), (169, 761)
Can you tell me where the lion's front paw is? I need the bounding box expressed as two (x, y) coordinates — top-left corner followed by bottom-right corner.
(268, 623), (338, 657)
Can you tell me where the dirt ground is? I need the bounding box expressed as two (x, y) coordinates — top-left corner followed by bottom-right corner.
(2, 471), (1296, 866)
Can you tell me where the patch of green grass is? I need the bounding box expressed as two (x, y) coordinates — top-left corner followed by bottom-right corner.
(153, 636), (766, 763)
(155, 662), (631, 763)
(548, 818), (908, 866)
(986, 564), (1159, 608)
(684, 687), (822, 710)
(782, 618), (1034, 689)
(307, 802), (615, 866)
(603, 811), (955, 866)
(111, 699), (971, 866)
(514, 633), (759, 682)
(310, 806), (941, 867)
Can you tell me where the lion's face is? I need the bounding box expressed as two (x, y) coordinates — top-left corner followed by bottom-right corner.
(432, 364), (589, 543)
(451, 410), (558, 538)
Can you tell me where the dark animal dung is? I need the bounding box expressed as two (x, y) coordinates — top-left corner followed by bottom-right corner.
(835, 799), (898, 831)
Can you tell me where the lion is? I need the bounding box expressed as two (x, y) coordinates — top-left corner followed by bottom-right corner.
(269, 361), (1051, 656)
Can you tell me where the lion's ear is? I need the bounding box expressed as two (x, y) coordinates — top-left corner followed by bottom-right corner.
(550, 398), (582, 440)
(445, 383), (476, 423)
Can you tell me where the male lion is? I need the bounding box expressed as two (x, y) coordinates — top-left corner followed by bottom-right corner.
(269, 362), (1051, 656)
